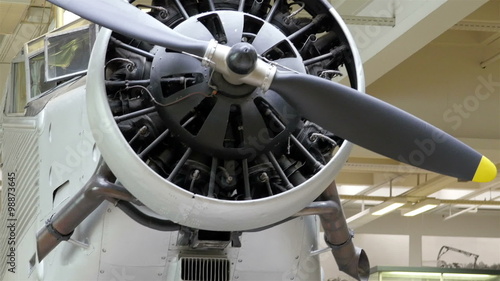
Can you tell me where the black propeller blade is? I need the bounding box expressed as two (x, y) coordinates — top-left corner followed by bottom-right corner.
(48, 0), (208, 57)
(269, 72), (497, 182)
(50, 0), (497, 182)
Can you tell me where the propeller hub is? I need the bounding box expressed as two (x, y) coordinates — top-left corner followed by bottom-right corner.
(226, 43), (258, 75)
(149, 11), (304, 159)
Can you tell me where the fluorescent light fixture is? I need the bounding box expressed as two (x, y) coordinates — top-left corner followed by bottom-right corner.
(346, 198), (406, 229)
(443, 273), (493, 279)
(403, 204), (437, 216)
(381, 270), (494, 280)
(402, 198), (440, 217)
(372, 198), (406, 216)
(372, 202), (405, 215)
(384, 271), (441, 277)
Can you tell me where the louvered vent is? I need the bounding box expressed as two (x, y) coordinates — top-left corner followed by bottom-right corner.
(180, 257), (230, 281)
(0, 127), (40, 280)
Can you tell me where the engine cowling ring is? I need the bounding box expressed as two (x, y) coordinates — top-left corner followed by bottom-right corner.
(86, 4), (363, 231)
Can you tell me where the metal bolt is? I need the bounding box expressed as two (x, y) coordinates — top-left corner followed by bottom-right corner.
(159, 10), (168, 19)
(102, 248), (106, 253)
(191, 169), (200, 180)
(138, 126), (149, 136)
(161, 256), (166, 260)
(100, 270), (104, 274)
(259, 172), (269, 182)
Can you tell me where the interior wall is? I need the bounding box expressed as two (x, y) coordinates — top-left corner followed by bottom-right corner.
(366, 31), (500, 141)
(320, 210), (500, 280)
(354, 210), (500, 264)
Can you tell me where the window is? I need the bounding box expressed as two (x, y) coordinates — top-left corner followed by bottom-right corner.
(29, 50), (56, 99)
(45, 25), (95, 82)
(25, 37), (56, 100)
(8, 59), (27, 114)
(4, 18), (94, 114)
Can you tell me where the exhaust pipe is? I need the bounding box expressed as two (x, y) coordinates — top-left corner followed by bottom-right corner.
(36, 159), (180, 262)
(36, 161), (129, 261)
(318, 181), (370, 281)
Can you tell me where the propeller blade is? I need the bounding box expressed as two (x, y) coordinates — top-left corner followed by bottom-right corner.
(269, 71), (497, 182)
(48, 0), (208, 57)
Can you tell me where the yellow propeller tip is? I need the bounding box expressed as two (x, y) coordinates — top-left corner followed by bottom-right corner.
(472, 156), (497, 182)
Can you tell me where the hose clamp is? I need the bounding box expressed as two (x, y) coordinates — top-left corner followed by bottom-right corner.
(45, 217), (73, 241)
(324, 229), (354, 250)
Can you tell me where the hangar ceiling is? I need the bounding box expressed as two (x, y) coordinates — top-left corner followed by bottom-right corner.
(334, 0), (500, 227)
(0, 0), (498, 227)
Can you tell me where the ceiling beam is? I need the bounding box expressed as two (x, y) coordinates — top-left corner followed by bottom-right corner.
(480, 32), (500, 45)
(332, 0), (374, 15)
(341, 15), (395, 26)
(346, 0), (489, 86)
(342, 162), (426, 174)
(451, 20), (500, 32)
(341, 194), (500, 206)
(401, 175), (457, 197)
(0, 0), (30, 4)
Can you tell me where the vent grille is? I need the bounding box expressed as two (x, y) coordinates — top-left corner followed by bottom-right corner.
(180, 257), (230, 281)
(0, 126), (40, 279)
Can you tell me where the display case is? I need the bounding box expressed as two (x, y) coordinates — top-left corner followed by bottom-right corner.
(369, 266), (500, 281)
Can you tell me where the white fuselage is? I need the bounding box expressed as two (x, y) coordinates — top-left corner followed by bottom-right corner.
(0, 82), (323, 281)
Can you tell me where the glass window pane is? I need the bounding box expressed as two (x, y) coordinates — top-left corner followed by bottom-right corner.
(29, 52), (56, 99)
(10, 61), (27, 113)
(45, 26), (93, 82)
